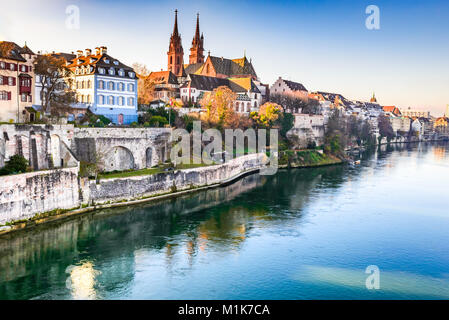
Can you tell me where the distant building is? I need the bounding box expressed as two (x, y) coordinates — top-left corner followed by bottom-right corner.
(270, 77), (308, 101)
(147, 71), (180, 102)
(66, 47), (138, 125)
(382, 106), (402, 117)
(180, 74), (262, 114)
(0, 41), (36, 123)
(434, 117), (449, 133)
(399, 107), (430, 119)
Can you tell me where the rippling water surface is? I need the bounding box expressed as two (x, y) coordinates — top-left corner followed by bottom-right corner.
(1, 143), (449, 299)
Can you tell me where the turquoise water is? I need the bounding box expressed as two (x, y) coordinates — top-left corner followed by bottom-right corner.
(1, 143), (449, 299)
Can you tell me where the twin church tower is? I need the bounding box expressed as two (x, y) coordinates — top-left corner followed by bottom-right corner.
(168, 10), (205, 77)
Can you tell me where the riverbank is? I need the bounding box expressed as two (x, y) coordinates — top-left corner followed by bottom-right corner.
(279, 150), (343, 168)
(0, 151), (344, 236)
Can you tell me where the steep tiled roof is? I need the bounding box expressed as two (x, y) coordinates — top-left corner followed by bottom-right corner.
(382, 106), (402, 116)
(182, 74), (251, 93)
(208, 56), (257, 78)
(66, 52), (134, 78)
(51, 52), (76, 63)
(0, 41), (27, 62)
(184, 62), (203, 75)
(148, 71), (178, 85)
(283, 79), (307, 92)
(228, 77), (261, 93)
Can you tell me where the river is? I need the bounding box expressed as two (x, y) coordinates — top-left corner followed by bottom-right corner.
(1, 142), (448, 299)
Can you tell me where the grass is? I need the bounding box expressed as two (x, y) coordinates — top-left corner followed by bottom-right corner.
(98, 162), (213, 180)
(279, 149), (342, 167)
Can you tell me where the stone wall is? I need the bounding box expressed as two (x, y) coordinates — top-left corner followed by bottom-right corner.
(72, 127), (171, 171)
(86, 153), (266, 205)
(0, 166), (80, 225)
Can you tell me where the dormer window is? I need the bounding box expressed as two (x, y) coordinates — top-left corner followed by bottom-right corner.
(118, 69), (125, 76)
(108, 68), (115, 75)
(98, 68), (105, 74)
(129, 72), (135, 78)
(113, 61), (119, 65)
(104, 58), (110, 64)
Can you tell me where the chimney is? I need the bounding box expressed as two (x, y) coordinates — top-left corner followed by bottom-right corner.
(100, 46), (107, 55)
(95, 47), (101, 55)
(85, 48), (92, 56)
(76, 50), (83, 58)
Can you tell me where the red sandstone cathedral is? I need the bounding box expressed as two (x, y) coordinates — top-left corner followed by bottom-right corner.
(166, 10), (258, 81)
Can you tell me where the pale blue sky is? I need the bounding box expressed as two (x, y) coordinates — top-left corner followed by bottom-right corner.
(1, 0), (448, 115)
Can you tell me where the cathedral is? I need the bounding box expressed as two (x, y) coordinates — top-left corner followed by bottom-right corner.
(150, 10), (267, 110)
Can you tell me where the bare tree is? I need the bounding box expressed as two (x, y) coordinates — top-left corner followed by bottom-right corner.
(34, 55), (75, 117)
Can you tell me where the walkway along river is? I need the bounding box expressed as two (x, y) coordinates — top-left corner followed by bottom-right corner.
(0, 142), (448, 299)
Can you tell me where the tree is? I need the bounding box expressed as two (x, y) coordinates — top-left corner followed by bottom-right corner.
(133, 63), (154, 105)
(279, 112), (294, 138)
(34, 55), (76, 117)
(378, 114), (395, 142)
(251, 102), (283, 127)
(0, 154), (28, 175)
(200, 86), (237, 127)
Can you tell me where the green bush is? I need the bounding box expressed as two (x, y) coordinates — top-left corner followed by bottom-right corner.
(0, 154), (29, 175)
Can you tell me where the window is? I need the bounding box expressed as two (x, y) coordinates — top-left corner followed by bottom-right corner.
(87, 80), (91, 88)
(118, 96), (124, 106)
(0, 91), (8, 100)
(21, 93), (27, 102)
(128, 83), (134, 92)
(108, 82), (114, 90)
(8, 77), (14, 86)
(87, 95), (92, 103)
(98, 80), (104, 89)
(119, 83), (124, 91)
(81, 81), (85, 89)
(104, 58), (110, 64)
(108, 96), (114, 105)
(98, 95), (104, 104)
(108, 68), (115, 75)
(113, 61), (119, 65)
(0, 77), (2, 85)
(118, 69), (124, 76)
(9, 63), (15, 71)
(99, 68), (105, 74)
(0, 62), (5, 69)
(128, 97), (134, 106)
(129, 72), (135, 78)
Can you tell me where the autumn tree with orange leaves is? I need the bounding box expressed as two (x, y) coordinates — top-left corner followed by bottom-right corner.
(200, 86), (240, 128)
(250, 102), (283, 128)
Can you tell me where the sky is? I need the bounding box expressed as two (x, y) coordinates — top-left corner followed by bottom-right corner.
(1, 0), (448, 115)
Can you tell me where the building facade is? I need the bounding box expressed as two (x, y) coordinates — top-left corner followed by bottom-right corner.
(0, 41), (36, 123)
(66, 47), (138, 125)
(270, 77), (308, 102)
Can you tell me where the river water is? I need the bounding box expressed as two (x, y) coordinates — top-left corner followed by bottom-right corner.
(1, 142), (448, 300)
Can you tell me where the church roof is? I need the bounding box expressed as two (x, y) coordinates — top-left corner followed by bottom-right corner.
(382, 106), (402, 116)
(181, 74), (250, 93)
(184, 62), (203, 75)
(208, 55), (257, 78)
(228, 77), (261, 93)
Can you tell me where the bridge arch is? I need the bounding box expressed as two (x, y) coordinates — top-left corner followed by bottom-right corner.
(103, 146), (135, 172)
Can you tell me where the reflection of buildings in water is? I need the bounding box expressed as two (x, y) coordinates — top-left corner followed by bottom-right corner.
(66, 261), (100, 300)
(433, 146), (446, 161)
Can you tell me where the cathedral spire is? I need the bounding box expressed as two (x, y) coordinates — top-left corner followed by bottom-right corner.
(189, 12), (204, 65)
(193, 13), (200, 44)
(173, 9), (179, 37)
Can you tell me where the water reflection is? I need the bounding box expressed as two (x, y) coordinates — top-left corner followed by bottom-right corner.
(0, 142), (448, 299)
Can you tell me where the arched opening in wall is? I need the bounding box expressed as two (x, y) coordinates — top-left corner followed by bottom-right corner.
(160, 146), (166, 163)
(246, 103), (250, 112)
(118, 113), (124, 125)
(50, 134), (61, 168)
(145, 147), (153, 168)
(235, 102), (239, 112)
(104, 146), (135, 172)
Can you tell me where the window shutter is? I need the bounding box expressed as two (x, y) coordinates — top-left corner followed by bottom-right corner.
(12, 77), (16, 86)
(7, 92), (11, 100)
